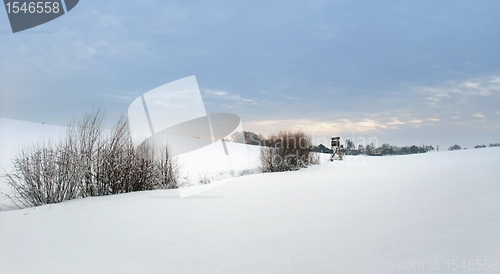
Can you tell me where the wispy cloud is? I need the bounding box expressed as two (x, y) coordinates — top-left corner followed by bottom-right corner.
(102, 93), (137, 102)
(205, 90), (228, 96)
(411, 76), (500, 125)
(203, 89), (254, 104)
(246, 118), (389, 136)
(418, 76), (500, 98)
(387, 118), (405, 125)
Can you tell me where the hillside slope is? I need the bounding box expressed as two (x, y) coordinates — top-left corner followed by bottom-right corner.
(1, 148), (498, 273)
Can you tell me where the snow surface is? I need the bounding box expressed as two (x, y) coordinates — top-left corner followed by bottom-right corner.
(1, 118), (499, 273)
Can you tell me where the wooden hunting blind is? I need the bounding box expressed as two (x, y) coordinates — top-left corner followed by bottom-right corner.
(331, 137), (340, 147)
(330, 137), (344, 161)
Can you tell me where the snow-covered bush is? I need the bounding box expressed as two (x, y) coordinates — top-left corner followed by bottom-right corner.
(3, 108), (180, 207)
(259, 130), (319, 173)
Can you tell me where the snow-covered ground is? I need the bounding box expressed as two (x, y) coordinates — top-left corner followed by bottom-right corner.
(1, 118), (499, 273)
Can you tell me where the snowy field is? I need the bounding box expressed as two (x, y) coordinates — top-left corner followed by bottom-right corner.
(1, 118), (499, 273)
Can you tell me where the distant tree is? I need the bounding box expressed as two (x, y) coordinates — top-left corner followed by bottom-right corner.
(380, 143), (392, 155)
(474, 145), (487, 149)
(448, 144), (462, 151)
(357, 144), (365, 154)
(345, 139), (355, 152)
(229, 131), (245, 143)
(362, 143), (434, 156)
(242, 131), (265, 146)
(365, 143), (375, 155)
(489, 143), (500, 147)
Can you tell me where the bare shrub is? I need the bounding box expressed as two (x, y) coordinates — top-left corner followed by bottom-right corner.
(198, 173), (213, 185)
(3, 142), (82, 208)
(3, 108), (180, 207)
(309, 151), (320, 165)
(259, 130), (318, 173)
(155, 143), (181, 189)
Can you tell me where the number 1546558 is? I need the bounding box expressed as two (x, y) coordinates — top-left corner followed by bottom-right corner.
(5, 2), (61, 14)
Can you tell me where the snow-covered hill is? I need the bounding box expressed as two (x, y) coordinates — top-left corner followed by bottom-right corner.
(0, 118), (329, 205)
(0, 118), (499, 273)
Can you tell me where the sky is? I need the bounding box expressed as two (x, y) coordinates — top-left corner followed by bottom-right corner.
(1, 0), (499, 148)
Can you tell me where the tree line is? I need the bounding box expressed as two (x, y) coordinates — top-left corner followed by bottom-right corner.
(231, 131), (436, 156)
(233, 131), (499, 156)
(341, 141), (435, 156)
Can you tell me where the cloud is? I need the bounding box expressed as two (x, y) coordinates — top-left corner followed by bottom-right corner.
(461, 81), (481, 89)
(205, 90), (228, 96)
(204, 89), (253, 104)
(387, 118), (405, 125)
(102, 93), (137, 102)
(419, 76), (500, 98)
(409, 76), (500, 127)
(237, 75), (499, 142)
(246, 118), (388, 136)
